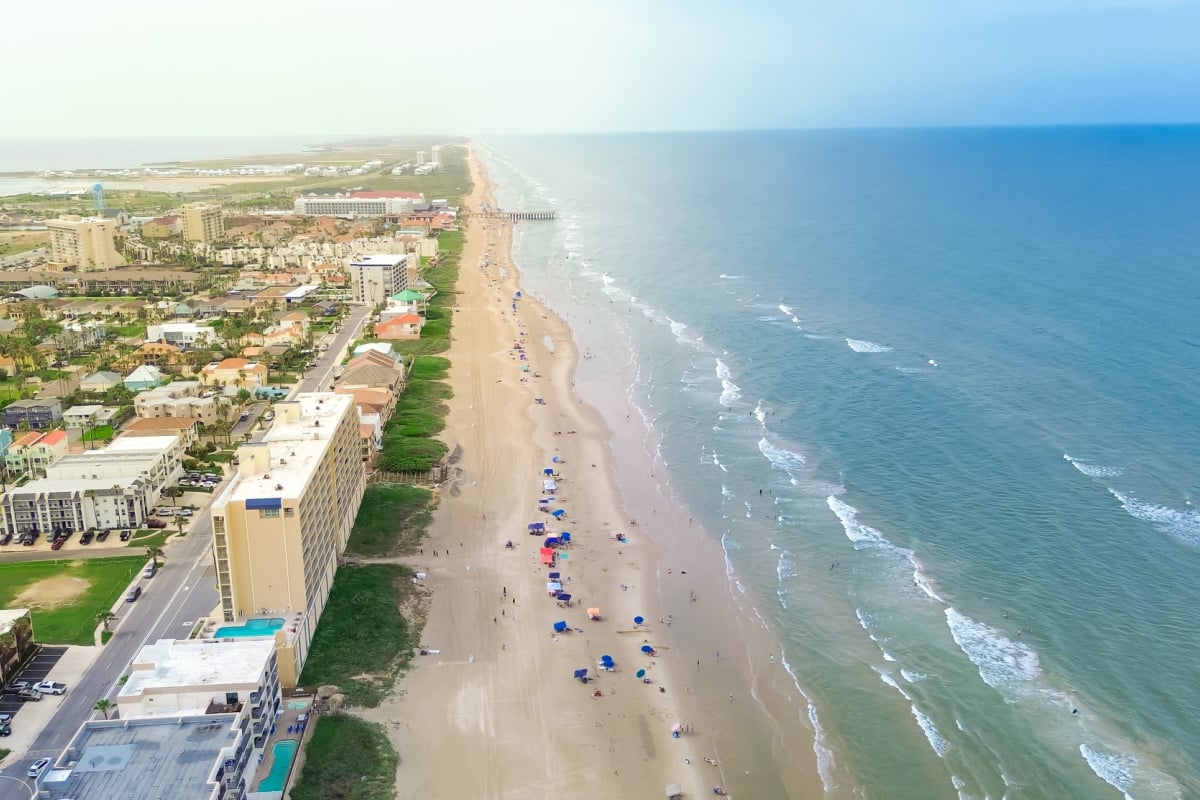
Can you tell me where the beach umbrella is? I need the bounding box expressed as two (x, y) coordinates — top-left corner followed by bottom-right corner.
(552, 509), (566, 519)
(552, 455), (560, 463)
(601, 654), (613, 663)
(636, 669), (646, 679)
(634, 615), (645, 625)
(554, 621), (568, 633)
(641, 645), (654, 654)
(544, 468), (554, 475)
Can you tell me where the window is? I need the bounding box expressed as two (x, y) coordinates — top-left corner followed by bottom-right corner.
(284, 508), (295, 518)
(213, 516), (225, 533)
(260, 508), (279, 519)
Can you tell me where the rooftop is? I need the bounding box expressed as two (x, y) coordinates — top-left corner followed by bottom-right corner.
(218, 393), (352, 507)
(120, 638), (275, 715)
(101, 435), (180, 454)
(40, 715), (239, 800)
(350, 253), (406, 267)
(0, 608), (30, 635)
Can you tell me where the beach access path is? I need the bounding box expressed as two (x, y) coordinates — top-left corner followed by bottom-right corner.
(357, 150), (723, 799)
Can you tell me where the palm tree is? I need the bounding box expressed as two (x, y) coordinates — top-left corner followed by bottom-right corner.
(94, 698), (115, 720)
(96, 611), (116, 631)
(174, 514), (188, 538)
(145, 546), (164, 568)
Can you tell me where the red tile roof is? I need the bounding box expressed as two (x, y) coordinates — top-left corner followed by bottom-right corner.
(38, 430), (67, 446)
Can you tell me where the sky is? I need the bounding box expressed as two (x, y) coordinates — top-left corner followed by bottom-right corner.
(4, 0), (1199, 137)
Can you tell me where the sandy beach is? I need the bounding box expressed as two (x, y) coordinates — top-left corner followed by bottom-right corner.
(355, 150), (736, 799)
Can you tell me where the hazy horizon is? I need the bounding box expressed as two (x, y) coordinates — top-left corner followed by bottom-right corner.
(6, 0), (1199, 139)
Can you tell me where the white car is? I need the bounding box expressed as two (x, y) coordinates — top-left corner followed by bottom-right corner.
(28, 757), (51, 777)
(33, 681), (66, 695)
(179, 509), (194, 517)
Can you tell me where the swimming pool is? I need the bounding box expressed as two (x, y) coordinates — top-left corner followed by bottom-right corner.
(214, 618), (284, 638)
(256, 739), (299, 793)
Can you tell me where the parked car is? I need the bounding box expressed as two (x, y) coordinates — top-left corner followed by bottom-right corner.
(0, 720), (11, 737)
(28, 757), (51, 777)
(143, 563), (157, 579)
(263, 411), (275, 422)
(126, 586), (142, 602)
(96, 529), (111, 542)
(4, 681), (30, 694)
(119, 529), (132, 541)
(33, 681), (66, 696)
(80, 531), (94, 545)
(156, 507), (175, 517)
(17, 688), (42, 702)
(179, 508), (194, 517)
(50, 538), (65, 551)
(146, 519), (167, 529)
(0, 533), (12, 546)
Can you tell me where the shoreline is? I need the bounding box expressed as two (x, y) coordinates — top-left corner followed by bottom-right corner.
(361, 148), (727, 799)
(364, 146), (826, 798)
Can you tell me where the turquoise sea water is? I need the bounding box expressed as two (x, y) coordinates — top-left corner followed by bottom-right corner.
(481, 128), (1200, 800)
(215, 617), (284, 639)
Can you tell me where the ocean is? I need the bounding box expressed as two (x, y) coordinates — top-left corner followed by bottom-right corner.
(479, 128), (1200, 800)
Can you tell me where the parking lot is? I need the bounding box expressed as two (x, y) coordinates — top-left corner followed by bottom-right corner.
(0, 645), (67, 722)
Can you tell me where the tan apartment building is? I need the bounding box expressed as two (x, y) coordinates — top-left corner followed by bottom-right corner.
(134, 380), (221, 424)
(201, 357), (269, 391)
(181, 202), (225, 242)
(209, 393), (364, 686)
(46, 215), (126, 271)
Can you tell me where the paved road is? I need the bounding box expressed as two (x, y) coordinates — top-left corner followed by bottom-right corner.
(3, 305), (370, 784)
(297, 306), (370, 394)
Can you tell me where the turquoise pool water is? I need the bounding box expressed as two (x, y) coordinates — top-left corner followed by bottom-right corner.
(214, 618), (284, 639)
(256, 739), (298, 793)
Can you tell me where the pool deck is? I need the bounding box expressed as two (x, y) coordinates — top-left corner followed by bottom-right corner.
(250, 695), (314, 793)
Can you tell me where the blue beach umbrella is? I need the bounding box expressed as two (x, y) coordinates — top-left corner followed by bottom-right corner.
(633, 615), (645, 625)
(641, 645), (654, 654)
(552, 509), (566, 519)
(636, 669), (646, 679)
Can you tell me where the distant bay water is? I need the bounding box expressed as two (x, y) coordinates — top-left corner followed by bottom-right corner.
(480, 127), (1200, 800)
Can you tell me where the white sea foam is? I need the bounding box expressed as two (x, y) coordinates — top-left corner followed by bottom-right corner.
(758, 437), (806, 473)
(753, 399), (766, 424)
(777, 550), (797, 580)
(1108, 489), (1200, 547)
(779, 654), (836, 793)
(911, 705), (950, 757)
(721, 485), (733, 499)
(1079, 744), (1137, 800)
(827, 496), (889, 547)
(882, 651), (896, 662)
(1064, 453), (1124, 478)
(804, 333), (831, 340)
(874, 667), (913, 700)
(900, 669), (928, 683)
(715, 358), (742, 405)
(944, 608), (1040, 687)
(846, 338), (893, 353)
(909, 553), (946, 602)
(719, 274), (745, 280)
(601, 273), (616, 287)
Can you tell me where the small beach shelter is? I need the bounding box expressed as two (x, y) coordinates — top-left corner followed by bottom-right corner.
(548, 572), (561, 581)
(560, 532), (572, 545)
(558, 593), (572, 604)
(552, 509), (566, 519)
(634, 616), (645, 625)
(573, 668), (588, 681)
(541, 550), (556, 566)
(587, 608), (601, 620)
(641, 645), (654, 654)
(601, 654), (613, 663)
(544, 536), (559, 547)
(552, 455), (561, 463)
(554, 621), (569, 633)
(543, 479), (557, 491)
(538, 498), (550, 506)
(544, 468), (555, 476)
(547, 581), (563, 595)
(529, 522), (546, 532)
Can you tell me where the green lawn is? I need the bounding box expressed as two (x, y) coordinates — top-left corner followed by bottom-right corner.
(0, 557), (146, 645)
(82, 424), (115, 444)
(345, 485), (435, 558)
(298, 564), (421, 707)
(288, 715), (397, 800)
(127, 529), (173, 549)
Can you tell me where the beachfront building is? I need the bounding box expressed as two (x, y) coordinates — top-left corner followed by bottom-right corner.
(349, 253), (411, 307)
(293, 190), (424, 219)
(181, 202), (225, 243)
(46, 215), (126, 271)
(210, 393), (363, 686)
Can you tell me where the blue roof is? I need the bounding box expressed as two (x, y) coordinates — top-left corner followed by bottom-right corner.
(245, 497), (282, 510)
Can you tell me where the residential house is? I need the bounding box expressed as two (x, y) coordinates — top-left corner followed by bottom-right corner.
(129, 342), (185, 372)
(140, 214), (182, 238)
(62, 404), (121, 429)
(146, 322), (221, 350)
(124, 364), (166, 392)
(2, 398), (63, 429)
(134, 381), (221, 425)
(352, 342), (394, 358)
(79, 370), (124, 393)
(201, 358), (269, 392)
(374, 313), (424, 340)
(3, 429), (68, 479)
(120, 416), (202, 449)
(337, 350), (406, 393)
